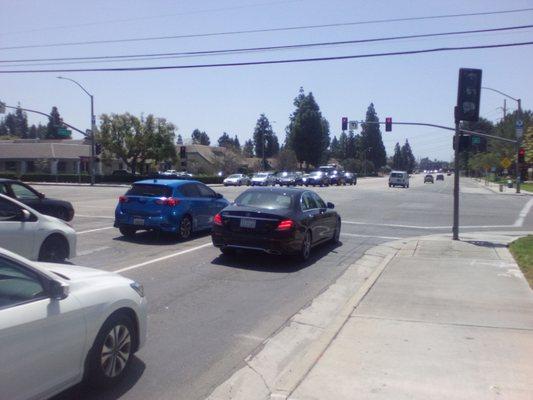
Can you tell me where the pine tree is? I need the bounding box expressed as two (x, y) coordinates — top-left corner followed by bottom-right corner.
(253, 114), (279, 157)
(285, 88), (330, 168)
(338, 131), (348, 160)
(14, 106), (29, 138)
(242, 139), (254, 158)
(392, 142), (403, 170)
(330, 136), (341, 159)
(400, 139), (416, 173)
(233, 135), (241, 151)
(361, 103), (387, 170)
(191, 129), (210, 145)
(46, 106), (64, 139)
(176, 134), (183, 145)
(218, 132), (233, 148)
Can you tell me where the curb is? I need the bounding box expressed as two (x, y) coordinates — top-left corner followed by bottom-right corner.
(469, 178), (533, 196)
(206, 238), (405, 400)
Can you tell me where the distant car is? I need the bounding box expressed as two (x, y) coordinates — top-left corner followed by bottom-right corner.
(278, 172), (303, 186)
(0, 193), (76, 262)
(302, 174), (310, 185)
(223, 174), (250, 186)
(436, 174), (444, 181)
(212, 187), (341, 261)
(424, 174), (434, 183)
(250, 172), (275, 186)
(447, 172), (452, 176)
(343, 172), (357, 185)
(114, 179), (229, 240)
(0, 179), (74, 221)
(0, 247), (147, 400)
(389, 171), (409, 188)
(111, 169), (135, 177)
(328, 170), (346, 186)
(305, 171), (330, 187)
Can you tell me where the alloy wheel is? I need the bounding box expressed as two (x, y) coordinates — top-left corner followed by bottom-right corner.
(100, 324), (132, 378)
(180, 216), (192, 239)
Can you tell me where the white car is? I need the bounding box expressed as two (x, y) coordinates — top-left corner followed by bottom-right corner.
(250, 172), (275, 186)
(0, 194), (76, 262)
(223, 174), (250, 186)
(0, 247), (147, 400)
(388, 171), (410, 188)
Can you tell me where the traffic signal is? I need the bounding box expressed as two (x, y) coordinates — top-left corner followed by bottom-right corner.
(456, 68), (482, 122)
(518, 147), (525, 163)
(453, 134), (471, 152)
(341, 117), (348, 131)
(95, 143), (102, 155)
(385, 117), (392, 132)
(180, 146), (187, 159)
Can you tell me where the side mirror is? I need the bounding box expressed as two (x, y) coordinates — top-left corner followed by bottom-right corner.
(49, 280), (69, 300)
(215, 193), (223, 199)
(38, 192), (45, 199)
(327, 202), (335, 209)
(20, 209), (31, 221)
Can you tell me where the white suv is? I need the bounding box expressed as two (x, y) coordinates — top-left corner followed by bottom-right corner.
(389, 171), (410, 188)
(0, 194), (76, 262)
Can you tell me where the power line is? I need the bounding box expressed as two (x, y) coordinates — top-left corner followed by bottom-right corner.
(1, 24), (531, 66)
(0, 40), (531, 74)
(0, 0), (304, 36)
(1, 6), (532, 51)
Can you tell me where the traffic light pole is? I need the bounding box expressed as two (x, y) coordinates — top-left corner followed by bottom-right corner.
(90, 94), (95, 186)
(516, 98), (522, 194)
(452, 110), (460, 240)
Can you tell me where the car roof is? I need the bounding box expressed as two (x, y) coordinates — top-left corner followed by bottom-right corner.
(133, 179), (198, 187)
(242, 187), (307, 195)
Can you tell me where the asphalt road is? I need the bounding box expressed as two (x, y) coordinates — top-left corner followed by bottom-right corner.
(43, 175), (532, 400)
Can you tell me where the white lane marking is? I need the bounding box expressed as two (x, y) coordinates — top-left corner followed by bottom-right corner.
(77, 226), (114, 234)
(342, 221), (516, 230)
(76, 214), (114, 219)
(112, 242), (212, 273)
(77, 246), (110, 256)
(514, 198), (533, 227)
(235, 334), (264, 342)
(341, 233), (401, 240)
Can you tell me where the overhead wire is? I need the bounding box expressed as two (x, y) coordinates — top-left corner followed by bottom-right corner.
(1, 24), (531, 67)
(0, 41), (531, 74)
(1, 6), (532, 51)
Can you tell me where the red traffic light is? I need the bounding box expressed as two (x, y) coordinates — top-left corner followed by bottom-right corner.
(341, 117), (348, 131)
(518, 147), (525, 163)
(385, 117), (392, 132)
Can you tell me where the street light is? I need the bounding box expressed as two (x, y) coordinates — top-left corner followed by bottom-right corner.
(482, 86), (523, 193)
(57, 76), (96, 185)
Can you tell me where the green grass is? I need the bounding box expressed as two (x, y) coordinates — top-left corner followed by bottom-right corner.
(521, 182), (533, 192)
(509, 236), (533, 289)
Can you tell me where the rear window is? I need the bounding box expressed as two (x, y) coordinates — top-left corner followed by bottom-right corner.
(391, 173), (404, 178)
(235, 191), (293, 210)
(126, 184), (172, 197)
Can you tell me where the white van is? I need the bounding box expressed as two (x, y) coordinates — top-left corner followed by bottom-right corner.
(389, 171), (409, 188)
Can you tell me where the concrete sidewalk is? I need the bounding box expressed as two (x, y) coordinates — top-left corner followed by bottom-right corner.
(291, 232), (533, 400)
(208, 232), (533, 400)
(469, 178), (533, 196)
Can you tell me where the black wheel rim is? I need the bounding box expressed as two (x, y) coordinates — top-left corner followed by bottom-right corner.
(180, 217), (192, 238)
(302, 232), (311, 259)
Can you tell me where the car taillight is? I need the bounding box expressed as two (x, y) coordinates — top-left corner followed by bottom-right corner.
(213, 213), (223, 226)
(119, 195), (129, 203)
(155, 197), (180, 206)
(276, 219), (294, 231)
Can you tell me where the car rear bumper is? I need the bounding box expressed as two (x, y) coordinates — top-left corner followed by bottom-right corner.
(212, 228), (301, 255)
(114, 214), (179, 232)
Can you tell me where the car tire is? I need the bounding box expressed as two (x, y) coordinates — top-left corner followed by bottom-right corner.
(38, 234), (69, 263)
(331, 218), (341, 243)
(86, 312), (136, 389)
(177, 215), (193, 240)
(299, 230), (312, 261)
(119, 227), (137, 238)
(238, 181), (242, 186)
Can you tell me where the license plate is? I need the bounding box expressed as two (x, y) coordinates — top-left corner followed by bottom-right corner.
(133, 218), (145, 226)
(240, 218), (256, 229)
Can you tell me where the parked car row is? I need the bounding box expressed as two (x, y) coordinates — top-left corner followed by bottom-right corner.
(223, 170), (358, 187)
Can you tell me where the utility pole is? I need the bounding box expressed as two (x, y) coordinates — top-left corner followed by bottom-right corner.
(516, 98), (522, 193)
(503, 99), (507, 119)
(452, 107), (460, 240)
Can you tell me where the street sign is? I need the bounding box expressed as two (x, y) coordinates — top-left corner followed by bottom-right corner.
(57, 128), (72, 138)
(0, 101), (5, 114)
(516, 119), (524, 138)
(349, 121), (358, 130)
(500, 157), (512, 169)
(472, 135), (480, 145)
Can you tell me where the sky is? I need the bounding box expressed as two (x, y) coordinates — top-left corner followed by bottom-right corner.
(1, 0), (532, 162)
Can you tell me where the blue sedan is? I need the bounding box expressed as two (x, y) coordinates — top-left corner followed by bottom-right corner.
(114, 179), (229, 239)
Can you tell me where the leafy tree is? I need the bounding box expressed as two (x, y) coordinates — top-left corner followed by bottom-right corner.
(392, 142), (403, 170)
(360, 103), (387, 170)
(342, 158), (361, 173)
(213, 148), (242, 175)
(285, 88), (330, 168)
(98, 113), (177, 174)
(253, 114), (279, 158)
(525, 126), (533, 164)
(277, 148), (298, 171)
(191, 129), (210, 145)
(400, 139), (416, 173)
(46, 106), (65, 139)
(242, 139), (254, 157)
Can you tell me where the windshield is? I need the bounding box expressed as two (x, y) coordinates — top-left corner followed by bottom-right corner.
(310, 171), (322, 176)
(227, 174), (241, 178)
(234, 191), (293, 210)
(253, 173), (268, 178)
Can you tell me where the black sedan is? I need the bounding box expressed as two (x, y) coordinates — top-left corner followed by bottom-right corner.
(212, 187), (340, 261)
(304, 171), (330, 187)
(0, 179), (74, 221)
(424, 174), (434, 183)
(344, 172), (357, 185)
(328, 170), (346, 185)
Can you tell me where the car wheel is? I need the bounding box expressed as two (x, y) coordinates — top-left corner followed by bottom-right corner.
(389, 184), (392, 188)
(119, 227), (137, 238)
(238, 181), (242, 186)
(407, 184), (409, 188)
(299, 230), (312, 261)
(331, 218), (341, 243)
(177, 215), (193, 240)
(86, 312), (136, 388)
(38, 234), (69, 263)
